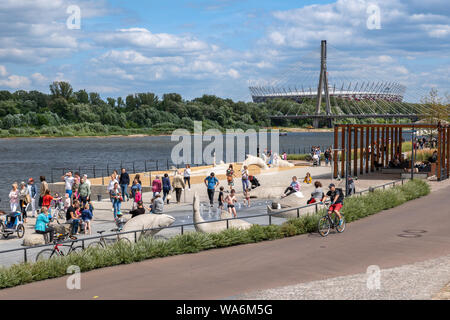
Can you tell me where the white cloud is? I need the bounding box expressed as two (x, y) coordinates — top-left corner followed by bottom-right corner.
(0, 65), (7, 77)
(95, 28), (209, 52)
(97, 50), (185, 65)
(0, 74), (31, 88)
(31, 73), (47, 84)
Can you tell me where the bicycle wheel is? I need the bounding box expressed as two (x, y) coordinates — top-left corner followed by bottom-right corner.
(318, 216), (331, 237)
(69, 246), (84, 255)
(0, 223), (7, 238)
(335, 215), (346, 233)
(118, 237), (131, 245)
(88, 241), (104, 249)
(16, 224), (25, 238)
(57, 209), (65, 219)
(36, 249), (58, 261)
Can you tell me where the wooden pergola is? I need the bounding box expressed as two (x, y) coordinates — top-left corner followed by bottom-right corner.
(333, 124), (450, 181)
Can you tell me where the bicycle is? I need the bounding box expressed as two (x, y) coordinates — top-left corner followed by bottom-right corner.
(318, 203), (346, 237)
(49, 199), (65, 220)
(35, 233), (83, 261)
(87, 229), (131, 248)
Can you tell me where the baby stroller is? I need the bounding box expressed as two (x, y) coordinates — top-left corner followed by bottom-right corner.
(312, 154), (320, 166)
(0, 211), (25, 239)
(249, 175), (260, 189)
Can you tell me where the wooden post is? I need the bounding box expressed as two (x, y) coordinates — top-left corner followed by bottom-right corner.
(360, 126), (364, 175)
(399, 127), (403, 156)
(385, 127), (389, 167)
(447, 127), (450, 178)
(341, 126), (346, 177)
(348, 125), (352, 177)
(443, 127), (447, 179)
(334, 125), (338, 178)
(365, 127), (370, 173)
(381, 126), (385, 168)
(370, 127), (375, 172)
(389, 127), (394, 160)
(376, 127), (380, 170)
(354, 126), (358, 176)
(394, 127), (398, 159)
(437, 128), (442, 181)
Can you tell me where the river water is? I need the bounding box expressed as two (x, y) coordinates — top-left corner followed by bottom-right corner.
(0, 132), (335, 205)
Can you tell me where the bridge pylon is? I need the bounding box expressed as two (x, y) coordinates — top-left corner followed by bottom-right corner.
(314, 40), (332, 128)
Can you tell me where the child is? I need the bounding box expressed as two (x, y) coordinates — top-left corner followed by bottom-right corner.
(303, 172), (312, 184)
(42, 190), (54, 210)
(115, 212), (126, 231)
(224, 189), (237, 218)
(133, 189), (142, 210)
(81, 203), (93, 235)
(64, 193), (71, 212)
(71, 207), (81, 236)
(243, 188), (251, 207)
(218, 186), (224, 210)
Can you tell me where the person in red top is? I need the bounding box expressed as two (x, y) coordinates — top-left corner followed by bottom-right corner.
(42, 189), (54, 210)
(152, 176), (162, 197)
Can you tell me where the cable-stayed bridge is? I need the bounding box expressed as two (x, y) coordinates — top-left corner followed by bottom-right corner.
(249, 40), (448, 127)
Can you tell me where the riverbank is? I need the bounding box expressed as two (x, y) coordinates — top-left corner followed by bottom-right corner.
(0, 126), (334, 139)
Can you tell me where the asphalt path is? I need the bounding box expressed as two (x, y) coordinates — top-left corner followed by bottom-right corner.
(1, 185), (449, 299)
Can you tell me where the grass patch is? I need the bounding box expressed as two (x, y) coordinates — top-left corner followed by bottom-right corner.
(0, 179), (430, 289)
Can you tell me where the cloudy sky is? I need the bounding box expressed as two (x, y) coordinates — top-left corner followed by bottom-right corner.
(0, 0), (448, 102)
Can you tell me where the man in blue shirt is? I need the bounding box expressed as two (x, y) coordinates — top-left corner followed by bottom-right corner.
(204, 172), (219, 207)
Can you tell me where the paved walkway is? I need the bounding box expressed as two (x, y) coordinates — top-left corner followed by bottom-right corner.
(0, 184), (449, 299)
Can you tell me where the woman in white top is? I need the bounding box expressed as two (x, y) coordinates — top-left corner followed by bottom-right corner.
(9, 182), (19, 213)
(108, 174), (119, 205)
(183, 164), (191, 190)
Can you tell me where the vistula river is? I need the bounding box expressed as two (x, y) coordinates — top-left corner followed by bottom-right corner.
(0, 132), (335, 206)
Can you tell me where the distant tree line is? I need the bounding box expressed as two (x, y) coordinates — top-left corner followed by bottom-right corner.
(0, 81), (443, 137)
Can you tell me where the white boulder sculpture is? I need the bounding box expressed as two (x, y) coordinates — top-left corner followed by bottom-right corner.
(120, 213), (175, 242)
(271, 153), (294, 168)
(268, 192), (317, 218)
(23, 233), (46, 246)
(243, 155), (269, 170)
(193, 193), (252, 233)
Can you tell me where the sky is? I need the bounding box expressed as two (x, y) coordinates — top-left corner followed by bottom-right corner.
(0, 0), (449, 102)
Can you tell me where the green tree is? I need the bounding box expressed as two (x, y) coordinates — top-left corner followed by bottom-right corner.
(49, 81), (73, 100)
(75, 90), (89, 104)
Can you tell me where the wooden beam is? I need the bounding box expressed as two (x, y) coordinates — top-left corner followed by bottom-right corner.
(334, 124), (443, 129)
(333, 126), (338, 178)
(399, 127), (403, 157)
(348, 126), (352, 178)
(371, 127), (375, 172)
(443, 127), (447, 179)
(394, 127), (398, 159)
(376, 127), (380, 170)
(365, 127), (370, 173)
(341, 125), (346, 177)
(354, 127), (358, 176)
(389, 127), (394, 160)
(447, 127), (450, 178)
(360, 126), (364, 175)
(437, 128), (442, 181)
(381, 126), (385, 168)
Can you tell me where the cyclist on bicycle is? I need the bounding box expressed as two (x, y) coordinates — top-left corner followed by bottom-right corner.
(321, 183), (344, 226)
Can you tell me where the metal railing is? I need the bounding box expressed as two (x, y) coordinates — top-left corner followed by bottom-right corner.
(0, 178), (408, 265)
(49, 160), (206, 184)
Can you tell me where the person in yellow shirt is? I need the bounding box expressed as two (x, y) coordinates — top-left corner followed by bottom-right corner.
(303, 172), (312, 184)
